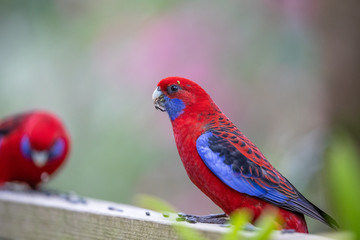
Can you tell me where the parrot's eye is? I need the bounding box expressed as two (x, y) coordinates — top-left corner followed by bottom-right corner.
(167, 84), (180, 94)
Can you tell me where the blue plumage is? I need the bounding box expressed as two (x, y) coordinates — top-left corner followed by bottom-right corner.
(164, 96), (185, 120)
(20, 135), (32, 160)
(196, 132), (290, 205)
(196, 130), (339, 227)
(49, 138), (65, 159)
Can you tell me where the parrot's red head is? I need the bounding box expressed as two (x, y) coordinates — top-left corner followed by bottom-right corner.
(153, 77), (213, 121)
(20, 111), (70, 168)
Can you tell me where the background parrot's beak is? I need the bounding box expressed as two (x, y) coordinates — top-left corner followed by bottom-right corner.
(32, 150), (49, 167)
(152, 87), (166, 112)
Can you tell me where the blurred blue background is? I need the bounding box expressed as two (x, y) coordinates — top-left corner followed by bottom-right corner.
(1, 0), (359, 233)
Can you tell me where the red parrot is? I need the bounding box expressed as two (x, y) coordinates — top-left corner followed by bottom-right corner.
(0, 110), (70, 189)
(152, 77), (338, 233)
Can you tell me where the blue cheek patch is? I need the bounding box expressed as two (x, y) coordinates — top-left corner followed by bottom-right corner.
(164, 96), (185, 120)
(20, 135), (32, 160)
(20, 136), (65, 162)
(49, 138), (65, 159)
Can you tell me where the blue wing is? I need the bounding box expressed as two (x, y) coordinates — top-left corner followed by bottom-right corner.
(196, 131), (291, 205)
(196, 131), (336, 226)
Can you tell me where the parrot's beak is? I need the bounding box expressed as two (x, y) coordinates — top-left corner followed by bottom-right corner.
(32, 150), (49, 167)
(152, 87), (166, 112)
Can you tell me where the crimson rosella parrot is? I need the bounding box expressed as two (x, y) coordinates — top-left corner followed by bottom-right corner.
(0, 110), (70, 189)
(152, 77), (338, 233)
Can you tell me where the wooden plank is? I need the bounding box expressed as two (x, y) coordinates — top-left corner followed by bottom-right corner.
(0, 190), (337, 240)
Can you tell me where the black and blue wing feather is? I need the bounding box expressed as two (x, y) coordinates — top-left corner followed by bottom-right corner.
(196, 131), (338, 229)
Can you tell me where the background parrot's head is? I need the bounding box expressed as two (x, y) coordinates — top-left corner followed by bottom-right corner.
(20, 111), (70, 168)
(152, 77), (212, 121)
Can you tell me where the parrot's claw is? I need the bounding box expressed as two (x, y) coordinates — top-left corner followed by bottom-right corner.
(177, 213), (229, 224)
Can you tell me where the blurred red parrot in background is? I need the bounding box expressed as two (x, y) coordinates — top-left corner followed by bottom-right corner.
(152, 77), (338, 233)
(0, 110), (70, 189)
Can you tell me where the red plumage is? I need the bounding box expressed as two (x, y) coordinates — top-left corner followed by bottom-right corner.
(0, 110), (70, 189)
(153, 77), (337, 233)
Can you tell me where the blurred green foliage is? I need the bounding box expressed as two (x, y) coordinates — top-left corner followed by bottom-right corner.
(223, 210), (252, 240)
(327, 132), (360, 239)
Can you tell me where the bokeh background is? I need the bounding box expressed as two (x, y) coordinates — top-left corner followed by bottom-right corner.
(1, 0), (359, 233)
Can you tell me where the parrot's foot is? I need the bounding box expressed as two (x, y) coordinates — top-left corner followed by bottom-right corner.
(177, 213), (229, 224)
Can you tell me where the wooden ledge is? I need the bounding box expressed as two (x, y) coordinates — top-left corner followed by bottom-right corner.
(0, 190), (338, 240)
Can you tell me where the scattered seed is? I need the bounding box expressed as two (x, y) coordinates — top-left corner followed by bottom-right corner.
(178, 212), (187, 217)
(176, 217), (185, 222)
(282, 229), (296, 234)
(108, 206), (123, 212)
(185, 217), (196, 224)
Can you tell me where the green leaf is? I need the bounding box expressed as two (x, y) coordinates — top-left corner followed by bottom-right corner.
(252, 208), (278, 240)
(328, 132), (360, 239)
(222, 209), (252, 240)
